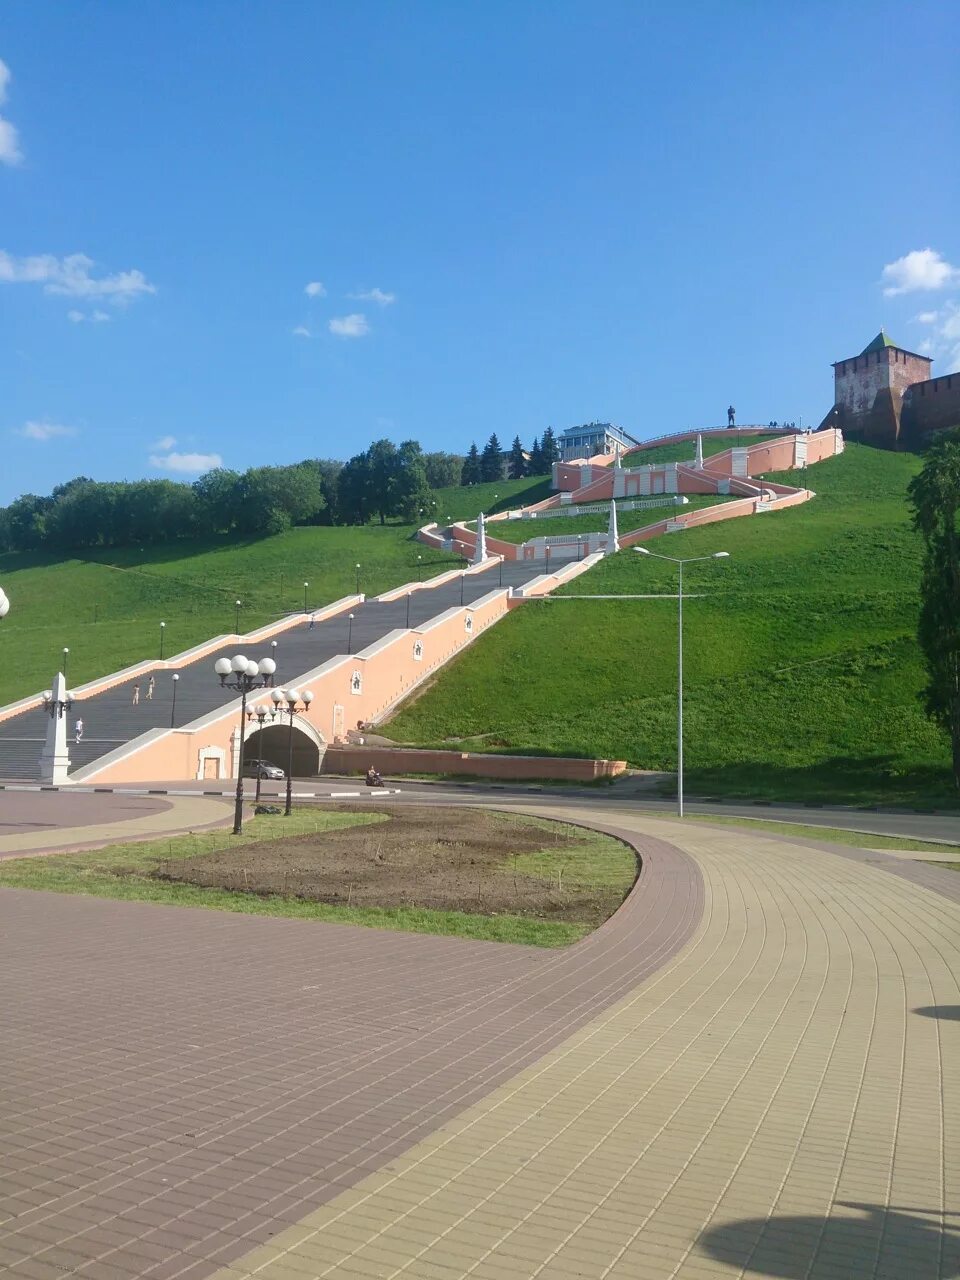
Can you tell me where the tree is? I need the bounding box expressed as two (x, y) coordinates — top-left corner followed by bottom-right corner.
(541, 425), (559, 471)
(480, 433), (503, 483)
(908, 427), (960, 788)
(508, 435), (526, 480)
(461, 443), (481, 486)
(338, 453), (371, 525)
(528, 436), (545, 475)
(193, 469), (243, 535)
(366, 438), (400, 525)
(424, 451), (463, 489)
(395, 440), (432, 523)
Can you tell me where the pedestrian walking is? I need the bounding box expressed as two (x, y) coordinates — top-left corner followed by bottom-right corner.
(146, 674), (155, 700)
(74, 718), (84, 744)
(132, 683), (140, 705)
(308, 613), (316, 630)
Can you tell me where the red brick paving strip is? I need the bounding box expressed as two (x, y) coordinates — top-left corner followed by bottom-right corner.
(0, 822), (701, 1280)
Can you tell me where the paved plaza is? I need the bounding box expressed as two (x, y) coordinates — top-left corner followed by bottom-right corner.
(1, 801), (958, 1277)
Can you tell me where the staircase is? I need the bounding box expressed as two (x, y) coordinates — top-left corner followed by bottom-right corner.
(0, 556), (546, 782)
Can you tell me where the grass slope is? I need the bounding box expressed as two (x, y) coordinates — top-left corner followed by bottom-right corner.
(0, 523), (458, 705)
(384, 445), (956, 807)
(432, 475), (553, 522)
(622, 432), (781, 467)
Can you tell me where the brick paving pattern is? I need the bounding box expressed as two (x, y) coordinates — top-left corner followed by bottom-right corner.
(197, 809), (958, 1279)
(0, 820), (699, 1279)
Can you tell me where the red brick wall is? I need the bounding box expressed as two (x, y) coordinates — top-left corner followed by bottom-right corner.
(902, 374), (960, 442)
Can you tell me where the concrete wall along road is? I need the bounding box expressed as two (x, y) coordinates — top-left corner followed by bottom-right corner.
(322, 744), (627, 782)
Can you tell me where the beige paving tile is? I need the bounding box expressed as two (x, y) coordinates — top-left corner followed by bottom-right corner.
(205, 810), (960, 1279)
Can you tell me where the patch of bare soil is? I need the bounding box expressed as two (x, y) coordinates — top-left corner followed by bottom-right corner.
(154, 806), (634, 926)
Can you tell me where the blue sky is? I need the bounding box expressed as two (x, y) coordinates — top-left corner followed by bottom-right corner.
(1, 1), (957, 503)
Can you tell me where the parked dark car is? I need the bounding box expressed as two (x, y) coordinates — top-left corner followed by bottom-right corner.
(242, 759), (286, 780)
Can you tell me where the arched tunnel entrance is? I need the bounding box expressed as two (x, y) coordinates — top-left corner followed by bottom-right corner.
(244, 723), (322, 778)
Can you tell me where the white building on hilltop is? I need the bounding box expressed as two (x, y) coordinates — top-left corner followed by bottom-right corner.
(558, 421), (640, 462)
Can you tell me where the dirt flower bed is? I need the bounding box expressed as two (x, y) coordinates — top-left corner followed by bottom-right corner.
(153, 805), (636, 928)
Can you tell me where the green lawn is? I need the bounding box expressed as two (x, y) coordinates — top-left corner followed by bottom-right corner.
(0, 523), (459, 704)
(431, 474), (554, 522)
(0, 807), (635, 947)
(622, 431), (782, 467)
(383, 445), (957, 808)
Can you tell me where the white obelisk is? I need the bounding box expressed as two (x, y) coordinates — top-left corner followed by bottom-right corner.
(473, 511), (488, 565)
(605, 500), (620, 556)
(694, 433), (704, 469)
(39, 670), (72, 784)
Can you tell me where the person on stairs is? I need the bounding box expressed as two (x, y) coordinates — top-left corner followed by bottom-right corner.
(132, 683), (140, 705)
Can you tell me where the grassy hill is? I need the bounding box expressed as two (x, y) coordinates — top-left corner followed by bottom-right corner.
(623, 431), (781, 467)
(486, 496), (732, 544)
(432, 475), (553, 521)
(0, 524), (455, 705)
(383, 444), (956, 808)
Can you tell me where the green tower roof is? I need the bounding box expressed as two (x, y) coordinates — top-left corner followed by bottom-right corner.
(860, 331), (898, 355)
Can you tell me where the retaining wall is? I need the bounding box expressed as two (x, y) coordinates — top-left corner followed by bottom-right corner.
(321, 745), (627, 782)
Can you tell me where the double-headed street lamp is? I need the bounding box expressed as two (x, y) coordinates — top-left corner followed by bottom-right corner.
(214, 652), (277, 834)
(269, 686), (314, 815)
(634, 546), (730, 819)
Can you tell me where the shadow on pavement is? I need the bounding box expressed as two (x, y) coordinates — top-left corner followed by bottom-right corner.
(697, 1202), (959, 1277)
(914, 1004), (960, 1020)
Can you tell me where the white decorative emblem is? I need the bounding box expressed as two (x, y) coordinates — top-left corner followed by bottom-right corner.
(413, 640), (423, 661)
(350, 670), (363, 695)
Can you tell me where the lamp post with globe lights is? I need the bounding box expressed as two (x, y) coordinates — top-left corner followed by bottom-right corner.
(170, 673), (179, 728)
(270, 687), (315, 815)
(234, 600), (242, 633)
(159, 621), (166, 661)
(633, 546), (731, 818)
(214, 652), (277, 834)
(245, 701), (278, 802)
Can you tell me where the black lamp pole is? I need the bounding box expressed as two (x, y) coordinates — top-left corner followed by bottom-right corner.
(170, 673), (179, 728)
(159, 621), (166, 661)
(234, 600), (242, 633)
(347, 612), (354, 654)
(303, 582), (309, 612)
(214, 654), (277, 835)
(417, 555), (422, 582)
(406, 592), (412, 628)
(62, 647), (69, 683)
(355, 563), (361, 594)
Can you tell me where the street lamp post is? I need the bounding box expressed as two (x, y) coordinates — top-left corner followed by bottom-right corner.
(355, 563), (361, 594)
(270, 687), (315, 815)
(417, 554), (422, 582)
(406, 591), (412, 628)
(634, 546), (730, 818)
(460, 572), (465, 605)
(214, 652), (278, 835)
(234, 600), (242, 633)
(170, 673), (179, 728)
(62, 647), (69, 683)
(159, 621), (166, 661)
(347, 612), (354, 654)
(271, 639), (278, 678)
(303, 582), (309, 612)
(246, 702), (272, 802)
(498, 555), (504, 587)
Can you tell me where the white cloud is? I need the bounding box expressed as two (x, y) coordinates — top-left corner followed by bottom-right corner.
(329, 313), (369, 338)
(0, 59), (22, 166)
(305, 281), (326, 298)
(16, 420), (78, 442)
(150, 434), (177, 451)
(67, 308), (111, 323)
(292, 324), (311, 337)
(881, 248), (959, 296)
(350, 287), (396, 307)
(150, 450), (222, 474)
(913, 311), (940, 325)
(0, 251), (156, 304)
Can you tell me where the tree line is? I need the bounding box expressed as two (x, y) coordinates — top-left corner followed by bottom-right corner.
(460, 428), (560, 485)
(0, 427), (566, 554)
(0, 444), (467, 552)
